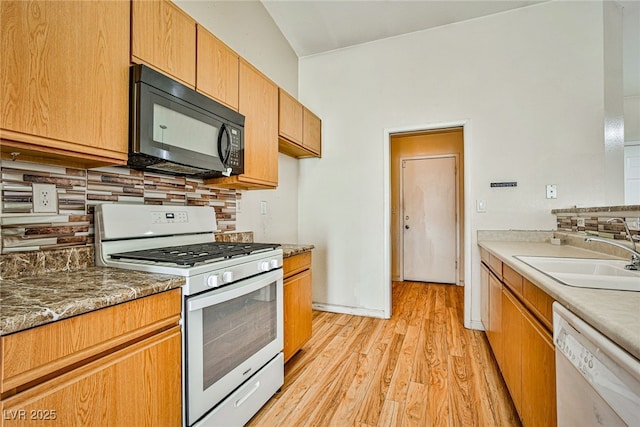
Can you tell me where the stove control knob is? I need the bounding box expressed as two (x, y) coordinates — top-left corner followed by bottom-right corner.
(260, 261), (270, 272)
(222, 271), (234, 284)
(269, 259), (279, 269)
(207, 275), (219, 288)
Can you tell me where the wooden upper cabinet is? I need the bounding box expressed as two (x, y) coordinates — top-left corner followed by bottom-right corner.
(196, 25), (239, 111)
(278, 89), (322, 158)
(279, 89), (304, 145)
(0, 0), (129, 168)
(206, 60), (278, 189)
(131, 0), (196, 88)
(303, 107), (321, 155)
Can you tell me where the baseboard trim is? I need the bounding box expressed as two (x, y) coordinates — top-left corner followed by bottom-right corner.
(468, 319), (485, 331)
(312, 303), (388, 319)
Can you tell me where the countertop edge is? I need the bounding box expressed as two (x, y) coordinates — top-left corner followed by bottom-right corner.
(478, 240), (640, 361)
(280, 244), (315, 258)
(1, 270), (185, 336)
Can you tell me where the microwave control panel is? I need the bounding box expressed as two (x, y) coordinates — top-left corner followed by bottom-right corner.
(226, 127), (242, 168)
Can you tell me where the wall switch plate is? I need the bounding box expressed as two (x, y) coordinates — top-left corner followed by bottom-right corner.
(476, 199), (487, 213)
(32, 183), (58, 213)
(260, 201), (267, 215)
(546, 184), (557, 199)
(236, 201), (242, 213)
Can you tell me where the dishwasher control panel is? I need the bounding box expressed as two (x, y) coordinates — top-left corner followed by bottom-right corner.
(555, 328), (596, 378)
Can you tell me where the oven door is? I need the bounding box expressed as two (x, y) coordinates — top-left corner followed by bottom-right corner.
(185, 268), (283, 426)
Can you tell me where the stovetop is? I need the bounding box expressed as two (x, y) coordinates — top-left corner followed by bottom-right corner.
(109, 242), (280, 267)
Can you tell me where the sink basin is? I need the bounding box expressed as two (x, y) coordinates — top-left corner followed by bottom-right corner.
(514, 256), (640, 292)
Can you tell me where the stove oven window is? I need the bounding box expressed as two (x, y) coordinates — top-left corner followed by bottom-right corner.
(201, 283), (278, 389)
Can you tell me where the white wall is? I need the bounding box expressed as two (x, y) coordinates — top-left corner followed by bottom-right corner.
(175, 0), (301, 243)
(298, 1), (608, 325)
(625, 96), (640, 141)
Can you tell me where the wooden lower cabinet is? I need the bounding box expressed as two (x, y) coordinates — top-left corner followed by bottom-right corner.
(480, 250), (557, 427)
(487, 271), (503, 368)
(0, 328), (181, 426)
(0, 289), (182, 427)
(480, 262), (490, 330)
(521, 300), (556, 426)
(501, 287), (523, 414)
(283, 252), (313, 362)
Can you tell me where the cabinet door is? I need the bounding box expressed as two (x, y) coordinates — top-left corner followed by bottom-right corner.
(1, 0), (129, 167)
(131, 0), (196, 88)
(196, 25), (239, 111)
(487, 272), (503, 367)
(480, 263), (490, 330)
(521, 306), (556, 427)
(279, 89), (304, 145)
(283, 269), (312, 362)
(207, 60), (278, 189)
(302, 107), (321, 155)
(0, 327), (182, 427)
(240, 60), (278, 186)
(501, 287), (523, 417)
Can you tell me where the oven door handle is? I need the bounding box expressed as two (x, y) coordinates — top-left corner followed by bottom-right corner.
(187, 269), (283, 312)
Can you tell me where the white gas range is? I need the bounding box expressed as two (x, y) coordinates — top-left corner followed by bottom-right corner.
(94, 204), (284, 427)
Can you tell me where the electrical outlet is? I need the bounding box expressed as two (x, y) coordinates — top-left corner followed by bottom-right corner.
(545, 184), (557, 199)
(32, 183), (58, 213)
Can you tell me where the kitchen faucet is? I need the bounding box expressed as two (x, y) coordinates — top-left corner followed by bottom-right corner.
(584, 218), (640, 271)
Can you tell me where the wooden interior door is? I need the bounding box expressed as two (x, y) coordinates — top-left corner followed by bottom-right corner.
(402, 156), (456, 283)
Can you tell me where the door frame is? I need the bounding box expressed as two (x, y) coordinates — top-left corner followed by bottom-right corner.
(399, 154), (460, 284)
(383, 120), (473, 328)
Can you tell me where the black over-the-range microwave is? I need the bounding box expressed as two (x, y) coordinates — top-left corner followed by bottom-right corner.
(128, 64), (245, 178)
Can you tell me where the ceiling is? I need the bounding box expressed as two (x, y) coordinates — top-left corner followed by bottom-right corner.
(261, 0), (640, 96)
(261, 0), (547, 57)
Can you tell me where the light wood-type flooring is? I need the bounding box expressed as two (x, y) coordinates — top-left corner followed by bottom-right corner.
(248, 281), (521, 426)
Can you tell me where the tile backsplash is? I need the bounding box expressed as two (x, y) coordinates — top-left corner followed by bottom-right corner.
(553, 206), (640, 240)
(0, 160), (241, 254)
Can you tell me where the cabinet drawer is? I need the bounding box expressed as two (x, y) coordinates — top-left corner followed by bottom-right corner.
(1, 289), (181, 395)
(489, 254), (503, 279)
(523, 279), (554, 331)
(283, 252), (312, 279)
(480, 247), (490, 264)
(0, 327), (182, 426)
(503, 264), (523, 295)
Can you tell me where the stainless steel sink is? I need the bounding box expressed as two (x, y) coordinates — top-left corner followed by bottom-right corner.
(514, 256), (640, 292)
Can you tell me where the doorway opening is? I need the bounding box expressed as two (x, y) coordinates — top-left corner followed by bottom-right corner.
(390, 128), (465, 285)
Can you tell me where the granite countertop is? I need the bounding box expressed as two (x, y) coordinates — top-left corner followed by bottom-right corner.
(478, 240), (640, 361)
(0, 239), (310, 338)
(0, 268), (184, 336)
(279, 244), (315, 258)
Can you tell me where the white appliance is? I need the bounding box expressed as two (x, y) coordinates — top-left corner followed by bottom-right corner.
(553, 302), (640, 426)
(94, 204), (283, 427)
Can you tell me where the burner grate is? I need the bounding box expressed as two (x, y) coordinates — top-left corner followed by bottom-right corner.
(109, 242), (280, 267)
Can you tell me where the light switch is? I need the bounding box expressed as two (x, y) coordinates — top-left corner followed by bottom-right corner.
(260, 201), (267, 215)
(476, 200), (487, 213)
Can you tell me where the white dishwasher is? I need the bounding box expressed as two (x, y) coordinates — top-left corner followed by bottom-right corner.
(553, 302), (640, 426)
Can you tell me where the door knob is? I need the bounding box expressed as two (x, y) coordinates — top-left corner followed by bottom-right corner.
(405, 225), (410, 229)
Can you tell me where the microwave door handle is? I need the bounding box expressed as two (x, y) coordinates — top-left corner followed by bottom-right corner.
(218, 124), (231, 165)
